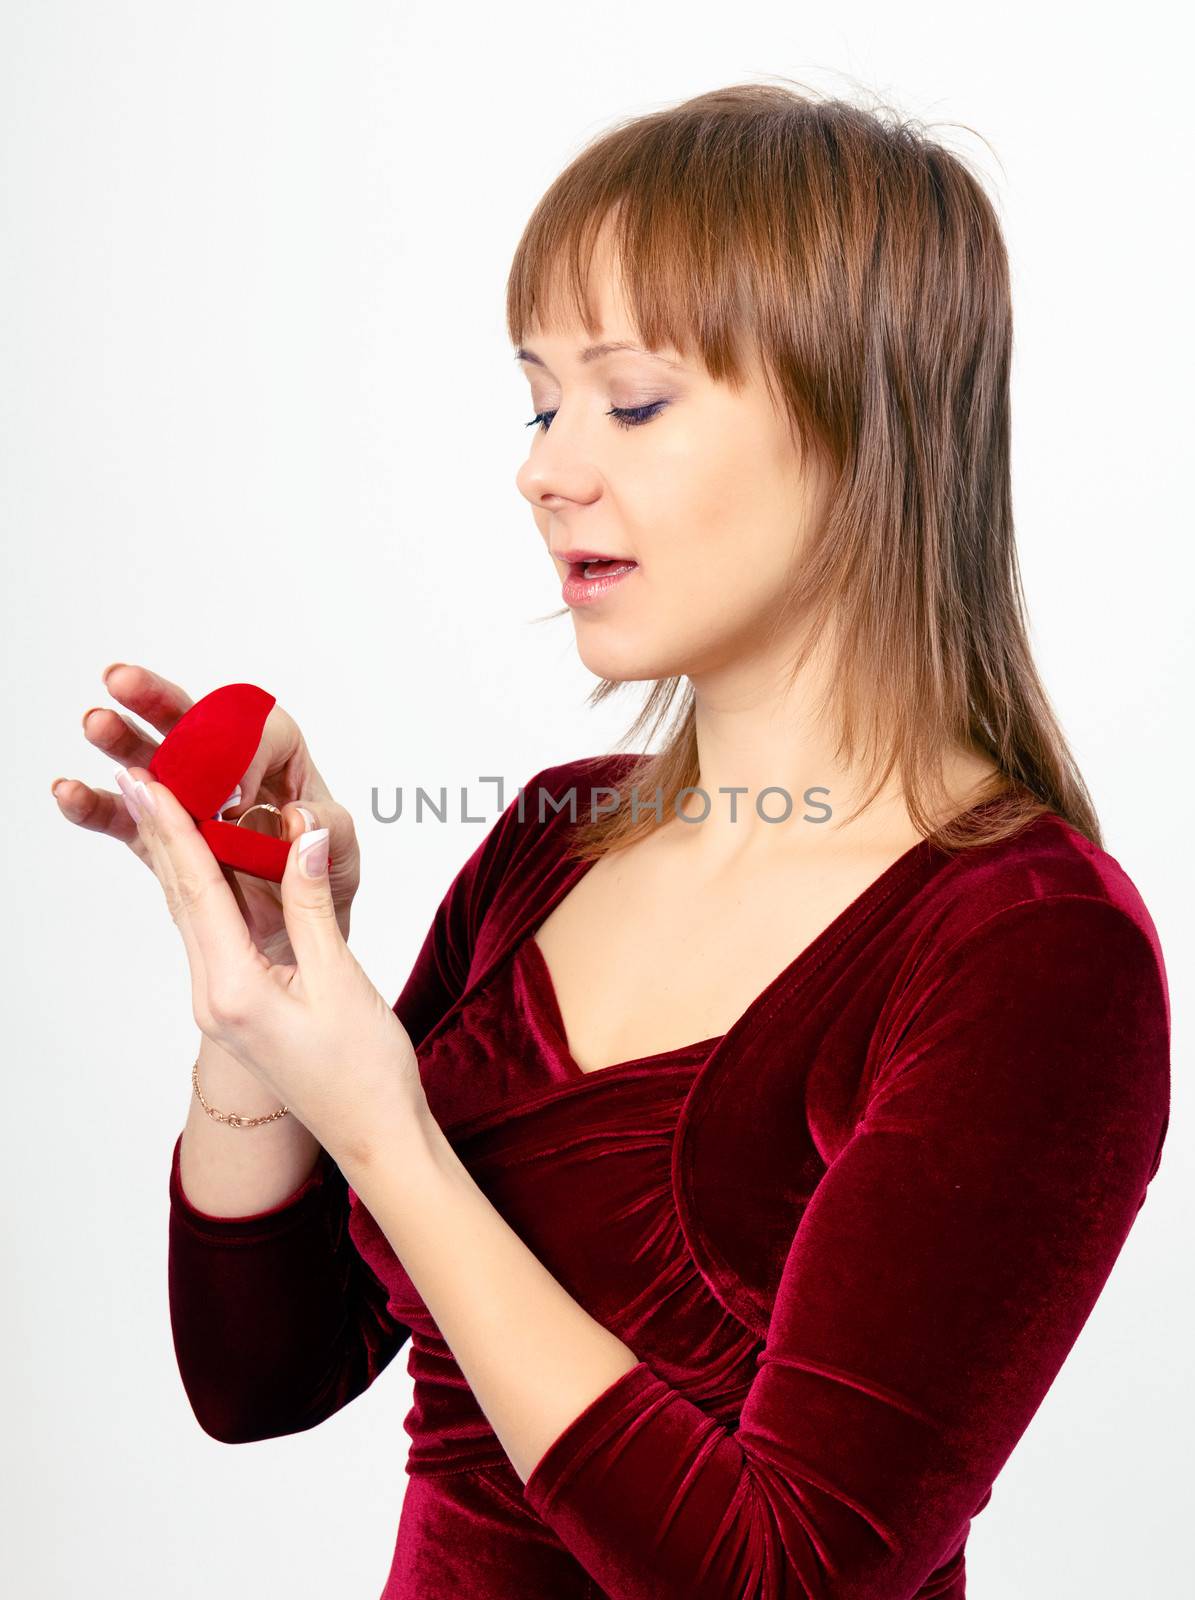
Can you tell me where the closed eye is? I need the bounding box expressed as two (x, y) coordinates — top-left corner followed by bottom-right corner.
(525, 401), (667, 434)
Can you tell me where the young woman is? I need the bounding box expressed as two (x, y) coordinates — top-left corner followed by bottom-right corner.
(54, 84), (1170, 1599)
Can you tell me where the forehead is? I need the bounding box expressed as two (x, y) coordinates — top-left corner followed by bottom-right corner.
(518, 271), (689, 372)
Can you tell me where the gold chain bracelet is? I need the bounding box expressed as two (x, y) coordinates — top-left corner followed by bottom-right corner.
(192, 1057), (289, 1129)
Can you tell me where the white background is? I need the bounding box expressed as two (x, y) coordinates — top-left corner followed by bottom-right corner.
(3, 3), (1192, 1595)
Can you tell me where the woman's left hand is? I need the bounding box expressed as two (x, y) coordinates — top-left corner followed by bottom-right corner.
(116, 763), (427, 1173)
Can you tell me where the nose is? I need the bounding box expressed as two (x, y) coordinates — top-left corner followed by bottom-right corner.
(515, 443), (601, 512)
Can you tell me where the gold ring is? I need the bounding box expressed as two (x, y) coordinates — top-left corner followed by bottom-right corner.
(235, 802), (284, 836)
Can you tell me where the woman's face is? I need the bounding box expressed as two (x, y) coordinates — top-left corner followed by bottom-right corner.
(514, 257), (828, 686)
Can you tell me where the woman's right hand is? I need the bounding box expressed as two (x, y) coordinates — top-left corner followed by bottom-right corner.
(52, 662), (362, 966)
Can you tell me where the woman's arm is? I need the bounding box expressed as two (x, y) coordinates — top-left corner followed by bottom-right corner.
(341, 893), (1170, 1599)
(168, 774), (535, 1443)
(176, 1035), (325, 1215)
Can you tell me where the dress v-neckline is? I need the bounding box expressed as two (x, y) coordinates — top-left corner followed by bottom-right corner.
(518, 933), (725, 1079)
(514, 791), (1015, 1082)
(407, 791), (1018, 1076)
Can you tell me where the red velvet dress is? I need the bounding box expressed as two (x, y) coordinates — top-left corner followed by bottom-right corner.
(167, 755), (1171, 1599)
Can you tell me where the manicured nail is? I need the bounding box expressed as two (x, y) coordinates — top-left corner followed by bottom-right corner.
(217, 785), (242, 814)
(133, 778), (157, 816)
(81, 707), (105, 732)
(295, 805), (317, 830)
(297, 827), (329, 876)
(101, 662), (126, 686)
(51, 777), (69, 800)
(114, 767), (142, 821)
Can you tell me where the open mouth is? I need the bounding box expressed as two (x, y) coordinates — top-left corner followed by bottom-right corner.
(568, 557), (638, 578)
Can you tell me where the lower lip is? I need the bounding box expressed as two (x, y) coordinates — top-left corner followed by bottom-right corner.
(561, 562), (639, 608)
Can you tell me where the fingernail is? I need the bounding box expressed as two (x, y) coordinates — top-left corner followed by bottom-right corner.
(297, 827), (329, 876)
(101, 662), (126, 686)
(51, 777), (69, 799)
(114, 767), (142, 821)
(217, 785), (242, 815)
(133, 778), (157, 816)
(295, 805), (317, 831)
(82, 707), (105, 732)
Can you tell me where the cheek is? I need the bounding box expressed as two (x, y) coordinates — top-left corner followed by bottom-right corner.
(626, 546), (789, 663)
(635, 467), (795, 617)
(673, 549), (790, 629)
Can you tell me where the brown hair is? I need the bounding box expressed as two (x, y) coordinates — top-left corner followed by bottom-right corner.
(505, 79), (1103, 861)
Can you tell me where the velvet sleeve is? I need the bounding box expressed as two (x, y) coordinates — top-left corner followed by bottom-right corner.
(167, 1132), (404, 1444)
(520, 893), (1171, 1600)
(168, 773), (537, 1443)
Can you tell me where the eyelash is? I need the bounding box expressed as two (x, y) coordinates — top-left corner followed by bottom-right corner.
(524, 402), (667, 434)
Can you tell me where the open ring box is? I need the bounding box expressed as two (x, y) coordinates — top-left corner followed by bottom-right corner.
(146, 681), (331, 884)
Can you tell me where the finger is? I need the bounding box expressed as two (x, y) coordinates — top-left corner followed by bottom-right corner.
(280, 796), (358, 893)
(222, 861), (256, 924)
(281, 801), (320, 841)
(80, 704), (163, 771)
(113, 775), (217, 1025)
(116, 766), (208, 986)
(99, 662), (196, 738)
(76, 665), (198, 816)
(277, 824), (340, 985)
(220, 857), (286, 956)
(122, 765), (270, 1030)
(131, 778), (248, 1041)
(114, 780), (170, 891)
(52, 775), (142, 844)
(233, 702), (330, 813)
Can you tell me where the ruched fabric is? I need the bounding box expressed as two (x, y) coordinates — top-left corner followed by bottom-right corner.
(349, 930), (757, 1595)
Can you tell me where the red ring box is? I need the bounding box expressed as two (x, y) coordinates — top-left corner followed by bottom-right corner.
(146, 682), (330, 884)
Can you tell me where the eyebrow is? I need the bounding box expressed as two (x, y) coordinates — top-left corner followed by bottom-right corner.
(513, 340), (686, 371)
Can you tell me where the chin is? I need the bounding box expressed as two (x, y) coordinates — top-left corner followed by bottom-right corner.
(575, 636), (693, 683)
